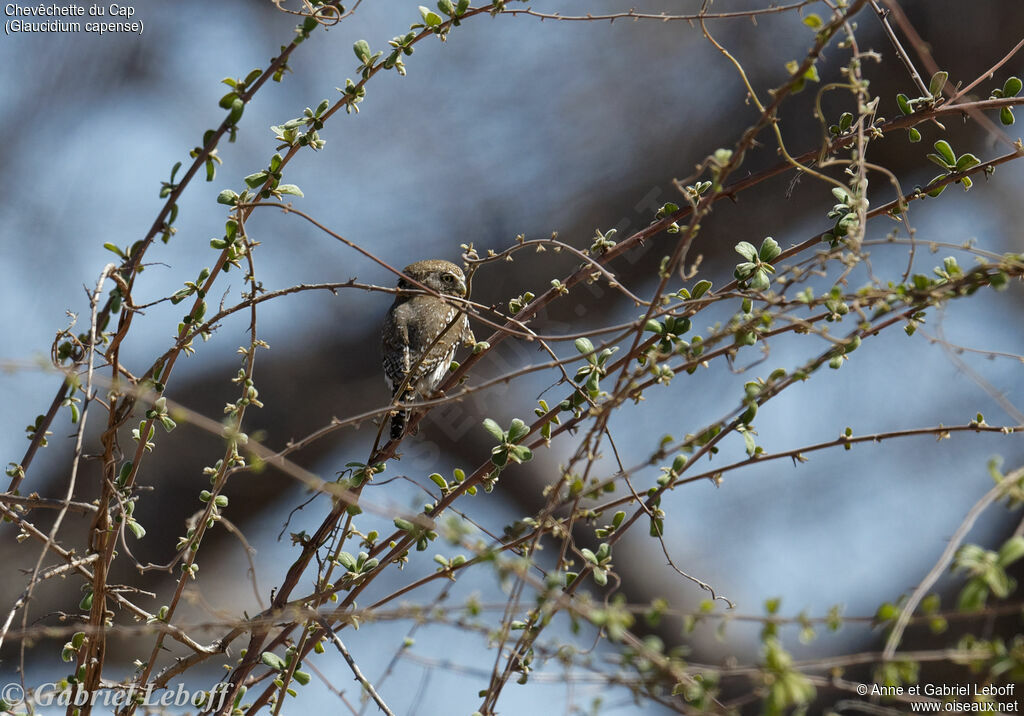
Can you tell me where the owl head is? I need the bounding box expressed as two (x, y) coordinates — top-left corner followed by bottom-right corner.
(398, 260), (468, 297)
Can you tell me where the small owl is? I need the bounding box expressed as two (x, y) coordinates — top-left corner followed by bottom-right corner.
(381, 260), (475, 439)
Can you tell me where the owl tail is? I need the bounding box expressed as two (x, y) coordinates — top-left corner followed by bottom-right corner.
(389, 385), (413, 439)
(389, 409), (409, 440)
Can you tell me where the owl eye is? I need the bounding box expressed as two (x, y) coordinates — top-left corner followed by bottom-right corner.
(442, 274), (454, 283)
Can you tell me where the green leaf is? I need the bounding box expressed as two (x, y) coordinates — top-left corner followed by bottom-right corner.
(644, 319), (664, 334)
(419, 6), (443, 26)
(261, 652), (287, 671)
(509, 445), (532, 463)
(742, 430), (756, 456)
(747, 269), (771, 292)
(908, 127), (921, 142)
(896, 93), (912, 116)
(244, 172), (268, 189)
(276, 184), (304, 197)
(1003, 76), (1022, 97)
(759, 236), (781, 262)
(928, 70), (948, 98)
(985, 567), (1011, 598)
(734, 241), (758, 262)
(490, 447), (509, 467)
(957, 578), (988, 611)
(933, 139), (956, 166)
(507, 418), (529, 443)
(1000, 106), (1015, 126)
(228, 98), (244, 124)
(954, 153), (980, 172)
(997, 536), (1024, 567)
(117, 462), (133, 486)
(925, 175), (948, 197)
(739, 401), (758, 424)
(482, 418), (505, 442)
(802, 13), (822, 29)
(919, 594), (940, 615)
(691, 280), (712, 299)
(574, 337), (594, 355)
(831, 186), (851, 204)
(353, 40), (372, 63)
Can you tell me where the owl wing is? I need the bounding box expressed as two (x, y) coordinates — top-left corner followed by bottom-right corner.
(413, 298), (461, 370)
(381, 306), (412, 395)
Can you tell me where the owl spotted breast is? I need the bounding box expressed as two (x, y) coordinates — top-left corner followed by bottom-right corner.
(381, 260), (475, 439)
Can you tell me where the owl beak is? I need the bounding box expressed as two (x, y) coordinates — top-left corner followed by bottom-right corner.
(455, 278), (467, 296)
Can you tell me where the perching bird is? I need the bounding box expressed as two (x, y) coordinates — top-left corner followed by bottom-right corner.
(381, 260), (475, 439)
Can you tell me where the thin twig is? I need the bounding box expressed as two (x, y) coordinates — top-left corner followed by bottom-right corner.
(882, 465), (1024, 660)
(318, 618), (396, 716)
